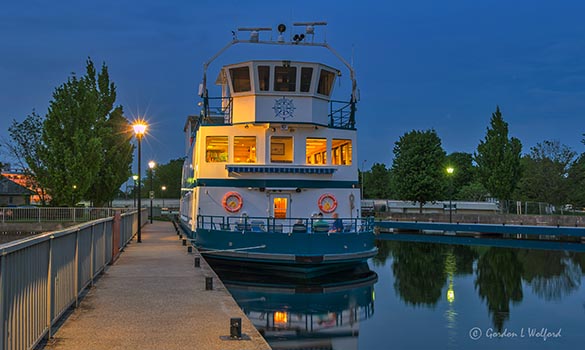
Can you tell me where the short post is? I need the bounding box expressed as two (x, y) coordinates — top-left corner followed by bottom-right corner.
(194, 257), (200, 267)
(182, 239), (187, 246)
(205, 276), (213, 290)
(230, 318), (242, 339)
(187, 246), (193, 253)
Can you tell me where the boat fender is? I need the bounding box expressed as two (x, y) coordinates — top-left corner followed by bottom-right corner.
(222, 191), (243, 213)
(318, 193), (338, 213)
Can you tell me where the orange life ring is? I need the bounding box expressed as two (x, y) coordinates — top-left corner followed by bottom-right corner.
(222, 191), (243, 213)
(318, 193), (338, 213)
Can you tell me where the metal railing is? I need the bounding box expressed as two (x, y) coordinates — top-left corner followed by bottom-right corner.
(196, 215), (374, 234)
(0, 207), (134, 224)
(0, 208), (147, 350)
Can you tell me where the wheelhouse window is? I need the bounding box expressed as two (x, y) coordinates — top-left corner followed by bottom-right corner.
(270, 136), (293, 163)
(258, 66), (270, 91)
(317, 69), (335, 96)
(229, 66), (251, 93)
(300, 67), (313, 92)
(206, 136), (228, 162)
(233, 136), (256, 163)
(274, 66), (297, 92)
(332, 139), (352, 165)
(306, 138), (327, 165)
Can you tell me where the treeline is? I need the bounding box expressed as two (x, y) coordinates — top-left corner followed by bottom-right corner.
(361, 106), (585, 210)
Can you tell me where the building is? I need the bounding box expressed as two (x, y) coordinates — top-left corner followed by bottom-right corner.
(0, 176), (35, 206)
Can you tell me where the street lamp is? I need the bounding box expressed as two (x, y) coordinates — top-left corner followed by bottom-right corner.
(132, 120), (147, 243)
(446, 167), (454, 223)
(148, 160), (156, 224)
(132, 174), (138, 208)
(161, 185), (167, 209)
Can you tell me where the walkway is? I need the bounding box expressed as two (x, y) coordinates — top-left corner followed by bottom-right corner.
(41, 221), (271, 350)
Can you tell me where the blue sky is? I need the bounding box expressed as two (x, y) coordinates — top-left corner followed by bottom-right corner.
(2, 0), (585, 174)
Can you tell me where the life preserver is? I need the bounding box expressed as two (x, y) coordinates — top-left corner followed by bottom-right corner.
(222, 191), (243, 213)
(318, 193), (338, 213)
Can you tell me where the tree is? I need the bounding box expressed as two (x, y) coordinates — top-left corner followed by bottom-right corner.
(475, 106), (522, 207)
(39, 58), (132, 206)
(515, 140), (575, 206)
(141, 158), (184, 199)
(567, 153), (585, 208)
(392, 129), (446, 212)
(363, 162), (393, 199)
(445, 152), (475, 192)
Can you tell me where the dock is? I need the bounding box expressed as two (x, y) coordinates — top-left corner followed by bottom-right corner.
(40, 221), (270, 350)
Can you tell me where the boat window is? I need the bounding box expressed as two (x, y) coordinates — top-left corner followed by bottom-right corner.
(206, 136), (228, 163)
(317, 69), (335, 96)
(332, 139), (352, 165)
(306, 138), (327, 165)
(229, 66), (251, 93)
(233, 136), (256, 163)
(270, 136), (293, 163)
(258, 66), (270, 91)
(300, 67), (313, 92)
(274, 66), (297, 92)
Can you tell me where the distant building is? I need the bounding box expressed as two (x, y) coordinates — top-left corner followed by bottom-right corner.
(0, 175), (35, 206)
(1, 170), (49, 204)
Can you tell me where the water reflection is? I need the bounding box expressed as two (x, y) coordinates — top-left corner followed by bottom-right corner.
(374, 240), (585, 332)
(212, 263), (377, 350)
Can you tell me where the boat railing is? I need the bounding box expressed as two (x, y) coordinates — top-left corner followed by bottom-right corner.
(329, 99), (356, 129)
(197, 215), (373, 234)
(202, 96), (233, 124)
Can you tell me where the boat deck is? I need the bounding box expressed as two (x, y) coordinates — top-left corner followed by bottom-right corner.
(39, 221), (270, 350)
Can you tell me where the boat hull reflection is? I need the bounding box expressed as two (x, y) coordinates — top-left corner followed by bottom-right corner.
(213, 263), (377, 350)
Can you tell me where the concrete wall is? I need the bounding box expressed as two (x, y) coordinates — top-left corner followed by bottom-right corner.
(383, 212), (585, 227)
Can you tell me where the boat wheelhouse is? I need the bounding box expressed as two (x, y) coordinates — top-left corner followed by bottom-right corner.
(180, 22), (376, 274)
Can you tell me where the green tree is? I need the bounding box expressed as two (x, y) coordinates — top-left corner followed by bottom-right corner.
(445, 152), (475, 194)
(515, 140), (575, 206)
(456, 181), (489, 201)
(392, 129), (446, 212)
(363, 162), (393, 199)
(567, 153), (585, 207)
(39, 58), (132, 206)
(141, 158), (184, 199)
(475, 106), (522, 207)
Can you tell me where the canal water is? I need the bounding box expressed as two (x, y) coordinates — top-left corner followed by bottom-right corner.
(213, 237), (585, 349)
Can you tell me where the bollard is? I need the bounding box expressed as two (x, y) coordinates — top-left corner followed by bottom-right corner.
(182, 239), (187, 246)
(188, 246), (193, 253)
(230, 318), (242, 339)
(179, 234), (183, 239)
(205, 276), (213, 290)
(194, 257), (200, 268)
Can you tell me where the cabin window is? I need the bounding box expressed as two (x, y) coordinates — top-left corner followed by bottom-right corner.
(306, 138), (327, 165)
(206, 136), (228, 163)
(332, 139), (352, 165)
(270, 136), (293, 163)
(274, 66), (297, 92)
(229, 66), (251, 93)
(233, 136), (256, 163)
(258, 66), (270, 91)
(317, 69), (335, 96)
(300, 67), (313, 92)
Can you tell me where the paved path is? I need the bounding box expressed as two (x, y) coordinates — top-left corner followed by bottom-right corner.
(41, 221), (271, 350)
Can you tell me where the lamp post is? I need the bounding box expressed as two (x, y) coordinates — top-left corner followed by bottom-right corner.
(148, 160), (156, 224)
(446, 167), (454, 223)
(132, 174), (138, 208)
(161, 185), (167, 209)
(132, 121), (147, 243)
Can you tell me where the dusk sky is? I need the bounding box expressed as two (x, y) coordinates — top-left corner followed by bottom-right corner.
(2, 0), (585, 175)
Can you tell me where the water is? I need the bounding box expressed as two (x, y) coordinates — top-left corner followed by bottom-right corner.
(214, 237), (585, 349)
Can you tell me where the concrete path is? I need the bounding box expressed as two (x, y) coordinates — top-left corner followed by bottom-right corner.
(41, 221), (271, 350)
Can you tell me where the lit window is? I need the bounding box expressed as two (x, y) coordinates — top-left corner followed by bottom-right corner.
(230, 66), (251, 93)
(274, 66), (297, 92)
(317, 69), (335, 96)
(206, 136), (228, 162)
(332, 139), (352, 165)
(300, 67), (313, 92)
(270, 136), (293, 163)
(258, 66), (270, 91)
(306, 138), (327, 165)
(233, 136), (256, 163)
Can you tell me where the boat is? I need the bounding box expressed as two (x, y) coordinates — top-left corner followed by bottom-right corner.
(179, 22), (377, 275)
(212, 262), (377, 349)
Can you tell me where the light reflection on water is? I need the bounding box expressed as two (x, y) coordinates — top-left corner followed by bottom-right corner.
(213, 238), (585, 349)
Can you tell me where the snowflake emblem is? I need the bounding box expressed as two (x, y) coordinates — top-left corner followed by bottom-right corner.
(272, 97), (295, 120)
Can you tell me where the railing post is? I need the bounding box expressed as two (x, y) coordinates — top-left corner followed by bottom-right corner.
(90, 225), (95, 287)
(73, 207), (76, 223)
(0, 254), (6, 349)
(74, 229), (79, 308)
(47, 235), (54, 339)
